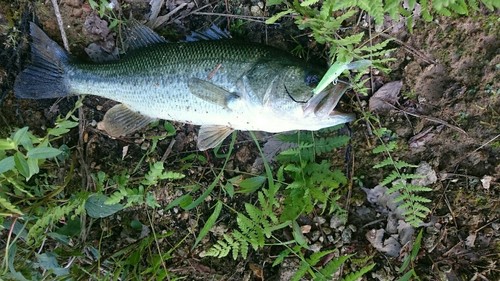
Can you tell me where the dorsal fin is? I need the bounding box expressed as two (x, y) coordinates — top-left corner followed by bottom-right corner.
(185, 24), (231, 42)
(123, 19), (167, 51)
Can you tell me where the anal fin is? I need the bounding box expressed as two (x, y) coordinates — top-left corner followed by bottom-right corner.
(100, 104), (154, 137)
(197, 125), (234, 151)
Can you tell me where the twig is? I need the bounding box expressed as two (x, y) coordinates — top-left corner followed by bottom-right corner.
(50, 0), (70, 53)
(379, 32), (436, 65)
(192, 12), (269, 23)
(382, 101), (468, 135)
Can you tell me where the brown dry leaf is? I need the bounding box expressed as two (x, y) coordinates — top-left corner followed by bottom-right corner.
(369, 81), (403, 113)
(249, 263), (264, 280)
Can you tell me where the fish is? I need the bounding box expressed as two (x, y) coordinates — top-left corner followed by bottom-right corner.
(14, 21), (356, 150)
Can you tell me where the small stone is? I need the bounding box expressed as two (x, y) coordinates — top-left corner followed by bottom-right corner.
(310, 231), (320, 242)
(330, 215), (345, 229)
(341, 228), (352, 244)
(313, 216), (326, 225)
(310, 242), (322, 252)
(301, 225), (311, 234)
(250, 5), (264, 17)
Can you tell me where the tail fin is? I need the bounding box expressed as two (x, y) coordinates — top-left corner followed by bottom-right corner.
(14, 22), (70, 99)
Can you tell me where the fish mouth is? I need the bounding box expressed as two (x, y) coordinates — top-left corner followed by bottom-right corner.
(303, 80), (351, 117)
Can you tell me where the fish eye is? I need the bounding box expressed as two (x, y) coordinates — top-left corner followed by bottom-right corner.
(305, 74), (319, 87)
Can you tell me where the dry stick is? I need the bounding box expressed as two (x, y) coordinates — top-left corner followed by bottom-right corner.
(191, 12), (268, 23)
(379, 32), (436, 65)
(50, 0), (70, 52)
(380, 100), (468, 135)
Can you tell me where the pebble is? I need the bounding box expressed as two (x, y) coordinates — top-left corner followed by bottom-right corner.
(310, 242), (322, 252)
(313, 216), (326, 225)
(330, 215), (345, 229)
(250, 5), (265, 17)
(310, 231), (320, 242)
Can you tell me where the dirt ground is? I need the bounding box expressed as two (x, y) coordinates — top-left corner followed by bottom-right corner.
(0, 0), (498, 280)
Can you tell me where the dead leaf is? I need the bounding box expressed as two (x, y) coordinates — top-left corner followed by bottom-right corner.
(369, 81), (403, 113)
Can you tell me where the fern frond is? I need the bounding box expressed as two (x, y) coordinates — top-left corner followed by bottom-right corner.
(0, 196), (23, 215)
(357, 0), (385, 25)
(342, 263), (376, 281)
(317, 254), (351, 279)
(380, 171), (400, 186)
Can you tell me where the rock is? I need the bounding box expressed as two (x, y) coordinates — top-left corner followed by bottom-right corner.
(411, 162), (437, 187)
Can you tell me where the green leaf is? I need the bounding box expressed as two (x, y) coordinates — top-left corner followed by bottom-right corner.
(14, 152), (30, 179)
(27, 157), (39, 177)
(0, 156), (15, 174)
(27, 147), (62, 159)
(292, 220), (308, 248)
(0, 139), (16, 150)
(85, 194), (124, 218)
(12, 127), (29, 145)
(193, 200), (223, 249)
(238, 176), (266, 193)
(265, 9), (293, 24)
(300, 0), (320, 6)
(0, 196), (23, 215)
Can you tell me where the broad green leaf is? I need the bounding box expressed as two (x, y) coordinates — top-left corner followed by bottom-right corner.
(0, 156), (15, 174)
(27, 147), (62, 159)
(12, 127), (29, 145)
(27, 158), (39, 178)
(14, 152), (29, 179)
(193, 200), (223, 249)
(85, 194), (124, 218)
(238, 176), (266, 193)
(0, 139), (16, 150)
(292, 220), (308, 248)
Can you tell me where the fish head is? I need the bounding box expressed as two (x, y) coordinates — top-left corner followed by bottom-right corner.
(278, 64), (323, 103)
(263, 64), (355, 131)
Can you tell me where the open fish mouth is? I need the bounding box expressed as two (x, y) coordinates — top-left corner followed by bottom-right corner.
(303, 81), (351, 118)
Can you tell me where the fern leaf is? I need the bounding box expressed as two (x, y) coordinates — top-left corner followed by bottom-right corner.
(317, 254), (351, 279)
(385, 0), (402, 19)
(291, 261), (311, 281)
(0, 196), (23, 215)
(380, 171), (399, 186)
(372, 157), (394, 168)
(300, 0), (320, 6)
(357, 0), (385, 25)
(342, 263), (375, 281)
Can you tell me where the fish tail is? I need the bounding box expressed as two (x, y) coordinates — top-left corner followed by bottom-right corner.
(14, 22), (70, 99)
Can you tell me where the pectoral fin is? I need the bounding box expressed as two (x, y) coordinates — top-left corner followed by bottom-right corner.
(188, 78), (239, 109)
(100, 104), (154, 137)
(197, 125), (234, 151)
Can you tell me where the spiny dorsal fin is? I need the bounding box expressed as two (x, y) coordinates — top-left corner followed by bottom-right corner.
(99, 104), (154, 137)
(185, 24), (231, 42)
(197, 125), (234, 151)
(123, 19), (167, 51)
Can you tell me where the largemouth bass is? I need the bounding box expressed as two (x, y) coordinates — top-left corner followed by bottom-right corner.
(14, 21), (355, 150)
